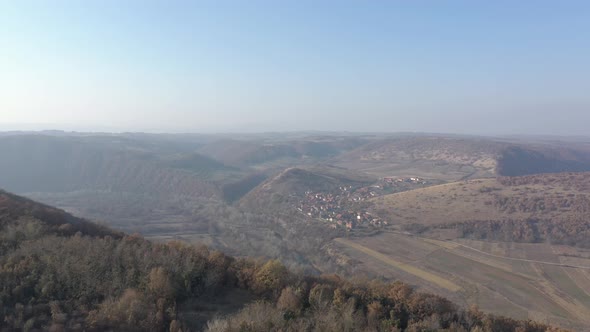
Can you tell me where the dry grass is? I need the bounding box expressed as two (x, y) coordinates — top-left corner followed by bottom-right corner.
(331, 232), (590, 331)
(334, 238), (461, 292)
(371, 176), (590, 226)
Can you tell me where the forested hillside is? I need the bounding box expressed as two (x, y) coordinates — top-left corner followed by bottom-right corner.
(497, 146), (590, 176)
(0, 135), (222, 195)
(0, 190), (564, 331)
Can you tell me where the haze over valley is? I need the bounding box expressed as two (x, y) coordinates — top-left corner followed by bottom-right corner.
(3, 1), (590, 331)
(2, 132), (590, 330)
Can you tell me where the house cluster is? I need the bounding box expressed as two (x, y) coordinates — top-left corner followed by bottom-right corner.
(295, 176), (431, 230)
(344, 177), (431, 202)
(296, 187), (386, 230)
(382, 176), (427, 185)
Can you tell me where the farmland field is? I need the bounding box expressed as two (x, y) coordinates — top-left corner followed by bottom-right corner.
(332, 232), (590, 331)
(334, 238), (461, 292)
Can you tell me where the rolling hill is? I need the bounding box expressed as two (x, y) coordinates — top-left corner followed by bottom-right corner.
(497, 145), (590, 176)
(0, 189), (120, 238)
(316, 172), (590, 330)
(0, 189), (566, 332)
(239, 165), (375, 211)
(329, 136), (505, 181)
(0, 134), (224, 195)
(197, 139), (299, 166)
(371, 172), (590, 247)
(3, 132), (590, 330)
(0, 134), (234, 235)
(197, 136), (368, 167)
(330, 136), (590, 181)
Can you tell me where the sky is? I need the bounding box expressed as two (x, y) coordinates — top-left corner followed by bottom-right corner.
(1, 1), (590, 135)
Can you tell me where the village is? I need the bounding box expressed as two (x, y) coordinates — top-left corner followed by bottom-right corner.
(295, 177), (431, 230)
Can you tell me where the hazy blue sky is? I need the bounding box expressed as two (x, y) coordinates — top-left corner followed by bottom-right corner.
(1, 1), (589, 134)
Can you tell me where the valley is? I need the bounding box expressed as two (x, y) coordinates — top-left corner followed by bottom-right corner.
(5, 2), (590, 330)
(3, 131), (590, 330)
(0, 189), (559, 331)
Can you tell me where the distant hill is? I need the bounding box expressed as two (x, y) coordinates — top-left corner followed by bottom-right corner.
(329, 136), (507, 181)
(0, 189), (120, 238)
(497, 145), (590, 176)
(0, 135), (222, 195)
(198, 137), (368, 166)
(240, 166), (375, 211)
(0, 134), (231, 237)
(161, 152), (237, 175)
(220, 173), (268, 203)
(198, 139), (299, 166)
(330, 136), (590, 181)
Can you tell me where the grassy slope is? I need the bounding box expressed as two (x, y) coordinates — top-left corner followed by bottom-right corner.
(329, 172), (590, 330)
(371, 172), (590, 227)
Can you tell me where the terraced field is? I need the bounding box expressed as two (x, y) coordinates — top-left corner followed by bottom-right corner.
(332, 232), (590, 331)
